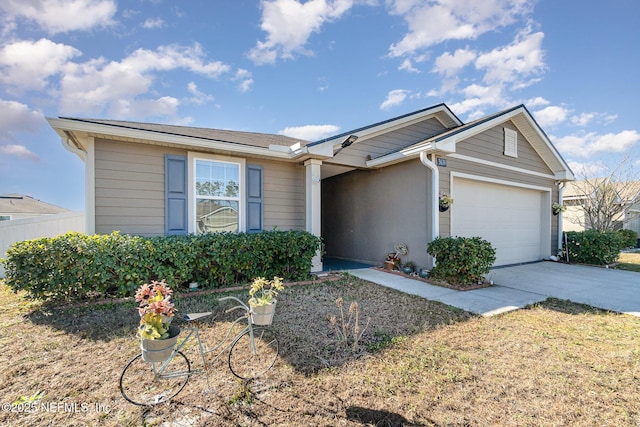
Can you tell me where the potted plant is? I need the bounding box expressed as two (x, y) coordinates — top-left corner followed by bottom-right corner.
(135, 280), (179, 363)
(401, 260), (416, 274)
(248, 276), (284, 325)
(552, 202), (566, 215)
(439, 193), (454, 212)
(384, 252), (400, 270)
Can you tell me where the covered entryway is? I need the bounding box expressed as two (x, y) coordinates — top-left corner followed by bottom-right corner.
(451, 176), (550, 266)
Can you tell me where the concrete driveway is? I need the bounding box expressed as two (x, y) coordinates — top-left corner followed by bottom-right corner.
(486, 262), (639, 316)
(348, 261), (640, 317)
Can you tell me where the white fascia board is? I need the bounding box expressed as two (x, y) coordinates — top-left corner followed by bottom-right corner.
(366, 151), (408, 168)
(367, 137), (457, 168)
(305, 143), (334, 157)
(48, 117), (293, 160)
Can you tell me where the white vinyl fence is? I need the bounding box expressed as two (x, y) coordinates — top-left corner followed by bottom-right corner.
(0, 211), (85, 277)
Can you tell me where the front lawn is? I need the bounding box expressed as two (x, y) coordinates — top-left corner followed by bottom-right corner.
(617, 251), (640, 272)
(1, 276), (639, 426)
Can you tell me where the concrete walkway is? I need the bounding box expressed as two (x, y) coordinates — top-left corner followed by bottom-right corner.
(347, 262), (640, 317)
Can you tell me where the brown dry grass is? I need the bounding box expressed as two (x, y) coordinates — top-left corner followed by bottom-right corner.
(618, 251), (640, 272)
(1, 274), (639, 426)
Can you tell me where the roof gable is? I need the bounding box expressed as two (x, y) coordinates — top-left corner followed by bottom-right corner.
(367, 104), (574, 181)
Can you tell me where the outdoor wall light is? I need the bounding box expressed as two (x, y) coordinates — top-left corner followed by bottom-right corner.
(333, 134), (359, 156)
(341, 134), (358, 148)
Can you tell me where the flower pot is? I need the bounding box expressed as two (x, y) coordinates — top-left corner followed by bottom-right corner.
(418, 269), (429, 279)
(439, 205), (449, 212)
(141, 325), (180, 363)
(250, 300), (277, 326)
(401, 266), (414, 274)
(384, 261), (395, 271)
(189, 282), (199, 292)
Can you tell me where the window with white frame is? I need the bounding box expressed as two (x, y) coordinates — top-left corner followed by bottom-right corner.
(194, 159), (241, 234)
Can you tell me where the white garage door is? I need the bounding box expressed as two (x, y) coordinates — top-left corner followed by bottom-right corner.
(451, 178), (546, 266)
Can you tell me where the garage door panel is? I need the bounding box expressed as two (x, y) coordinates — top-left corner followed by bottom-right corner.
(452, 178), (544, 266)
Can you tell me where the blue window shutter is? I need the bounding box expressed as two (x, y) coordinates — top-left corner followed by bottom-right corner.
(165, 154), (188, 235)
(246, 164), (263, 233)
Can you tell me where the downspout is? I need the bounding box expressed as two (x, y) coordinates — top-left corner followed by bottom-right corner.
(557, 181), (566, 254)
(420, 152), (439, 266)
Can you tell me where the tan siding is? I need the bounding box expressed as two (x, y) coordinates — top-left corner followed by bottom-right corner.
(247, 157), (305, 230)
(94, 139), (185, 236)
(95, 141), (306, 237)
(455, 122), (553, 175)
(335, 118), (448, 167)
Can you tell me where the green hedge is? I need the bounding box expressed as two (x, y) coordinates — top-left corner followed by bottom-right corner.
(2, 230), (322, 301)
(563, 230), (624, 265)
(427, 236), (496, 286)
(617, 229), (638, 249)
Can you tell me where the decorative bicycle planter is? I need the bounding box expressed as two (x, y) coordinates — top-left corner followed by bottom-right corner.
(120, 296), (280, 406)
(141, 325), (180, 363)
(250, 301), (277, 325)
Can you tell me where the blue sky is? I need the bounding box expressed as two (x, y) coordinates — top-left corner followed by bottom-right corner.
(1, 0), (639, 211)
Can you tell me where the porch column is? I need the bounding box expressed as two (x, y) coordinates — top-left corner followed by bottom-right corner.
(304, 159), (323, 272)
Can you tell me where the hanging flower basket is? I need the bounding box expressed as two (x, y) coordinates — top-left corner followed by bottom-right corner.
(439, 193), (453, 212)
(141, 325), (181, 363)
(250, 300), (277, 325)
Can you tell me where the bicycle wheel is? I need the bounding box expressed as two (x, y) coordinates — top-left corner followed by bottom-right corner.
(228, 326), (279, 380)
(119, 351), (190, 406)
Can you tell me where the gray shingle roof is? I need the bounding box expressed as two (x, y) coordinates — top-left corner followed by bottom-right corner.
(0, 194), (68, 215)
(58, 117), (309, 148)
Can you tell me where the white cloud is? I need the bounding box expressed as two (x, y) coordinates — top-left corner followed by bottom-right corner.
(279, 124), (340, 140)
(109, 96), (183, 121)
(248, 0), (354, 65)
(0, 99), (44, 140)
(430, 28), (546, 119)
(142, 17), (165, 29)
(0, 0), (116, 34)
(449, 84), (505, 115)
(554, 130), (640, 158)
(0, 99), (43, 160)
(0, 144), (39, 161)
(233, 69), (254, 93)
(186, 82), (214, 105)
(398, 58), (420, 73)
(526, 96), (550, 107)
(0, 38), (81, 92)
(571, 112), (596, 127)
(58, 43), (231, 117)
(387, 0), (534, 57)
(567, 160), (607, 177)
(533, 105), (569, 127)
(475, 29), (545, 88)
(380, 89), (410, 110)
(433, 48), (476, 77)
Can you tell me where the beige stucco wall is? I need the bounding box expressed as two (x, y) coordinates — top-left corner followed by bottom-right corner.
(94, 139), (305, 236)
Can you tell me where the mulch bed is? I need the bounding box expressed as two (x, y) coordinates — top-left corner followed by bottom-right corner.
(372, 266), (493, 291)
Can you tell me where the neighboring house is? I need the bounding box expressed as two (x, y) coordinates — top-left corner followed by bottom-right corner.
(0, 194), (69, 220)
(47, 103), (574, 272)
(562, 180), (640, 234)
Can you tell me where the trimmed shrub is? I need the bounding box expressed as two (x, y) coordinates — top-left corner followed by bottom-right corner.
(2, 230), (322, 302)
(427, 236), (496, 286)
(563, 230), (623, 265)
(617, 229), (638, 249)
